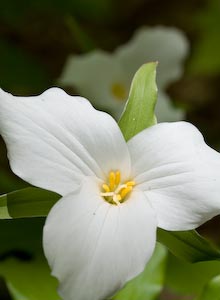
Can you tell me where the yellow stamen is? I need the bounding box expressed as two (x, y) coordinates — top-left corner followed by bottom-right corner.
(120, 186), (132, 200)
(101, 170), (135, 205)
(102, 184), (110, 193)
(109, 171), (116, 190)
(116, 194), (122, 201)
(126, 181), (135, 187)
(115, 171), (121, 186)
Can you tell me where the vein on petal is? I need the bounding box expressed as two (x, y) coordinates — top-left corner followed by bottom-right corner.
(9, 110), (99, 178)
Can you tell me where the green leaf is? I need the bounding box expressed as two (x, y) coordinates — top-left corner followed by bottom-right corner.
(188, 0), (220, 75)
(119, 62), (158, 141)
(196, 275), (220, 300)
(0, 218), (60, 300)
(164, 253), (220, 297)
(113, 243), (167, 300)
(0, 171), (28, 194)
(157, 228), (220, 263)
(5, 282), (28, 300)
(2, 256), (60, 300)
(0, 187), (61, 219)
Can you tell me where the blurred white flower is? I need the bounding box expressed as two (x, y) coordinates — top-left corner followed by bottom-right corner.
(1, 88), (220, 300)
(59, 27), (189, 120)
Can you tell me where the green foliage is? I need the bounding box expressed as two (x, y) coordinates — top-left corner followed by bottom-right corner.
(113, 243), (167, 300)
(0, 171), (28, 194)
(0, 188), (60, 219)
(165, 253), (220, 297)
(65, 16), (96, 52)
(0, 41), (50, 94)
(157, 229), (220, 263)
(188, 0), (220, 75)
(5, 283), (26, 300)
(119, 62), (157, 141)
(196, 275), (220, 300)
(0, 0), (114, 25)
(0, 218), (60, 300)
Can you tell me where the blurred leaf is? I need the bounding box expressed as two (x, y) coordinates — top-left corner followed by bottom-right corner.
(119, 62), (157, 141)
(113, 243), (167, 300)
(65, 15), (96, 51)
(6, 282), (28, 300)
(157, 229), (220, 263)
(196, 275), (220, 300)
(0, 171), (28, 194)
(0, 0), (114, 25)
(188, 0), (220, 75)
(0, 187), (60, 219)
(0, 218), (59, 300)
(0, 218), (42, 252)
(2, 256), (60, 300)
(165, 252), (220, 296)
(0, 41), (50, 94)
(0, 276), (12, 300)
(63, 0), (114, 24)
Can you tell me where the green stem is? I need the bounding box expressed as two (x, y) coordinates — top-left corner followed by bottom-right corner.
(65, 15), (97, 52)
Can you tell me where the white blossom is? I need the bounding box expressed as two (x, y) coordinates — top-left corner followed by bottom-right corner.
(59, 27), (189, 121)
(0, 88), (220, 300)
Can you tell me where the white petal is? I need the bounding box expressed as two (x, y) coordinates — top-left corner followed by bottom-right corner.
(59, 51), (128, 112)
(116, 26), (189, 88)
(128, 122), (220, 230)
(0, 88), (130, 195)
(43, 177), (157, 300)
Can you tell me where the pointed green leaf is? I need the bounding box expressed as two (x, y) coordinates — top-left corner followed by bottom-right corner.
(157, 228), (220, 263)
(113, 243), (167, 300)
(0, 188), (60, 219)
(119, 62), (158, 141)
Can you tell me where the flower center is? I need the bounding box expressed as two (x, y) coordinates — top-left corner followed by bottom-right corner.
(111, 83), (128, 101)
(100, 170), (135, 205)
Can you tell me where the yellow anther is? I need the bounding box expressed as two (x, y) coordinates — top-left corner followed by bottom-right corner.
(120, 186), (133, 200)
(109, 171), (116, 191)
(102, 184), (110, 193)
(115, 171), (121, 186)
(126, 181), (135, 187)
(116, 194), (122, 201)
(101, 171), (135, 205)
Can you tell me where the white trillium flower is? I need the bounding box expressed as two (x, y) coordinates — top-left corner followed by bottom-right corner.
(59, 27), (189, 121)
(1, 88), (220, 300)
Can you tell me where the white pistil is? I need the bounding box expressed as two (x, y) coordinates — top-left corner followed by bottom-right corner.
(100, 192), (114, 197)
(113, 195), (121, 206)
(115, 184), (127, 194)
